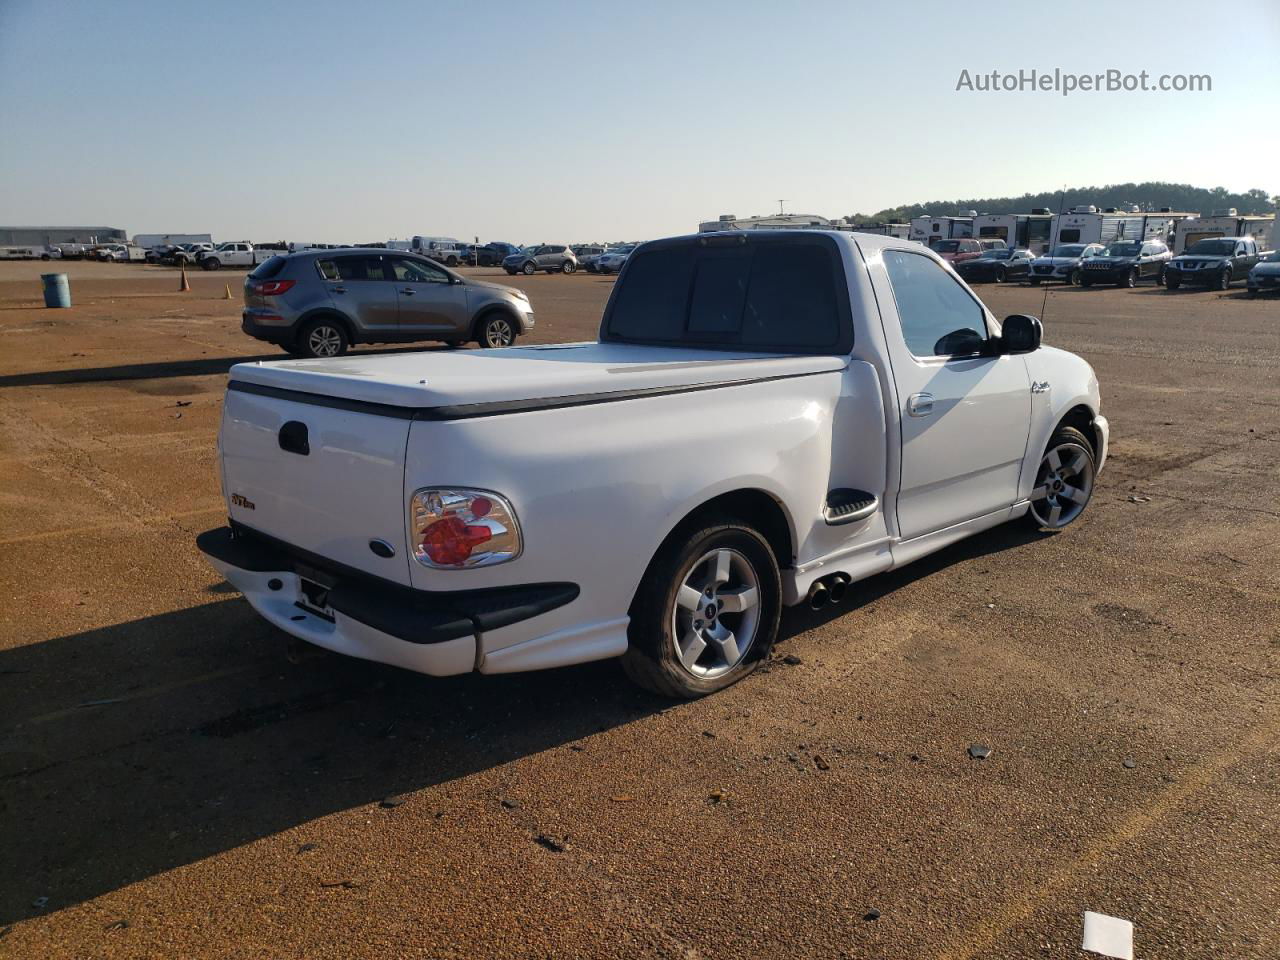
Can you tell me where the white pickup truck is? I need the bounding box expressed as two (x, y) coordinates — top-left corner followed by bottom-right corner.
(199, 242), (277, 270)
(198, 231), (1108, 698)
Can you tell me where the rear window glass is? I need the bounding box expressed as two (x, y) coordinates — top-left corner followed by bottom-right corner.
(249, 256), (287, 280)
(332, 256), (387, 281)
(603, 238), (848, 353)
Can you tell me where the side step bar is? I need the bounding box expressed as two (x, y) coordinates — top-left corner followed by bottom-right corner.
(823, 488), (878, 526)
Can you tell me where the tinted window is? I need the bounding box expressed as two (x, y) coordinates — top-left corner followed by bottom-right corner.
(934, 240), (960, 253)
(882, 250), (988, 358)
(333, 256), (388, 281)
(391, 257), (449, 283)
(604, 239), (847, 353)
(1188, 238), (1235, 255)
(249, 256), (288, 280)
(316, 259), (340, 281)
(1059, 229), (1082, 243)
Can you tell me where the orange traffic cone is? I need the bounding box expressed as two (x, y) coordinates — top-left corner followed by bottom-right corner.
(179, 261), (191, 292)
(223, 283), (233, 300)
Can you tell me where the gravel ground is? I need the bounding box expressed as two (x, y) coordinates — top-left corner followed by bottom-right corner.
(0, 259), (1276, 959)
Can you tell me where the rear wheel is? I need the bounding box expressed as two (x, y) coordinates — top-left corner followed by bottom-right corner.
(295, 317), (349, 359)
(446, 256), (458, 267)
(1027, 426), (1096, 531)
(477, 313), (516, 348)
(202, 257), (221, 271)
(562, 260), (576, 274)
(621, 520), (781, 698)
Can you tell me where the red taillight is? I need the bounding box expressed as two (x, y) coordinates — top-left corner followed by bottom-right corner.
(257, 279), (296, 296)
(420, 515), (493, 566)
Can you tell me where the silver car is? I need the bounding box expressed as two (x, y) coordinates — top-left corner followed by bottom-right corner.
(503, 244), (578, 275)
(240, 249), (536, 358)
(1247, 249), (1280, 296)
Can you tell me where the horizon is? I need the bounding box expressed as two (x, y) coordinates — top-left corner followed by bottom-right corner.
(2, 0), (1277, 242)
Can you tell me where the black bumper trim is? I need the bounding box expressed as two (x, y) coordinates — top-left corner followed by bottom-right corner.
(196, 525), (579, 646)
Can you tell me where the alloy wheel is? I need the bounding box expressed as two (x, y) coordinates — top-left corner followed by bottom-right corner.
(1029, 441), (1094, 529)
(307, 325), (343, 358)
(670, 548), (762, 679)
(483, 316), (514, 347)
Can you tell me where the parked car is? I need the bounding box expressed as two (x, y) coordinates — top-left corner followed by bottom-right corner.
(977, 239), (1008, 252)
(572, 244), (607, 264)
(410, 237), (463, 267)
(474, 242), (520, 266)
(931, 238), (983, 263)
(238, 248), (534, 358)
(1028, 243), (1105, 286)
(1080, 240), (1171, 287)
(1246, 249), (1280, 296)
(952, 248), (1034, 284)
(171, 242), (215, 265)
(593, 244), (636, 275)
(503, 244), (578, 275)
(1165, 236), (1263, 290)
(198, 230), (1107, 698)
(95, 243), (146, 262)
(201, 242), (277, 270)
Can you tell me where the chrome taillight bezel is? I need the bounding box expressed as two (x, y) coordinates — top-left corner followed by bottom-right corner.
(408, 487), (523, 569)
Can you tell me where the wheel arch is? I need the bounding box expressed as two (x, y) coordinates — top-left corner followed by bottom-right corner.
(296, 308), (357, 343)
(471, 304), (522, 339)
(1054, 403), (1099, 459)
(648, 488), (796, 577)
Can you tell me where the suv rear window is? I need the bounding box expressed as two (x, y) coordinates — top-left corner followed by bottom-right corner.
(602, 236), (850, 353)
(249, 256), (288, 280)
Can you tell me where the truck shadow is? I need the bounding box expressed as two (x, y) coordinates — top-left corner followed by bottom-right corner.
(1, 523), (1039, 921)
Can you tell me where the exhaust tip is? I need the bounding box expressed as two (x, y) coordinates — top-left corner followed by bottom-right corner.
(808, 582), (830, 610)
(828, 574), (850, 603)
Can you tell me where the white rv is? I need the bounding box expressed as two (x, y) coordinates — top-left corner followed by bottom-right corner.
(698, 214), (837, 233)
(909, 215), (975, 248)
(1172, 212), (1275, 254)
(973, 211), (1055, 254)
(1050, 207), (1184, 249)
(847, 222), (911, 240)
(132, 233), (214, 251)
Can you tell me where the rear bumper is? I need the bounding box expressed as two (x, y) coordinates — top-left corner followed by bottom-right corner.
(242, 310), (299, 344)
(197, 525), (579, 676)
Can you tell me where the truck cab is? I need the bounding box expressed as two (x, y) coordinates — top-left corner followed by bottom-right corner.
(199, 231), (1107, 698)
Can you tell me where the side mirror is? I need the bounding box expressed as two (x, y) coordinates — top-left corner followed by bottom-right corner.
(1001, 314), (1042, 353)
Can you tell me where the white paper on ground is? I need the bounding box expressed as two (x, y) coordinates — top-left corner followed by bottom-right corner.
(1082, 911), (1134, 960)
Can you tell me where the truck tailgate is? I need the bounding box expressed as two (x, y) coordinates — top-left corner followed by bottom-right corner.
(219, 386), (411, 585)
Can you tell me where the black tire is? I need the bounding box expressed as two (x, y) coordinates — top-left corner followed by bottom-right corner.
(1070, 268), (1083, 286)
(562, 260), (576, 274)
(1215, 268), (1232, 291)
(294, 317), (349, 358)
(445, 339), (466, 348)
(476, 312), (517, 348)
(1027, 425), (1097, 531)
(446, 256), (458, 267)
(40, 254), (51, 261)
(1029, 278), (1040, 286)
(1080, 277), (1093, 287)
(504, 268), (517, 275)
(521, 261), (536, 276)
(621, 520), (781, 698)
(1165, 273), (1181, 290)
(994, 266), (1007, 284)
(1155, 265), (1166, 286)
(202, 257), (221, 271)
(1123, 268), (1138, 288)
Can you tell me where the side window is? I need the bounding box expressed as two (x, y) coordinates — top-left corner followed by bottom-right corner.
(882, 250), (989, 359)
(316, 260), (340, 281)
(333, 256), (386, 281)
(391, 257), (449, 283)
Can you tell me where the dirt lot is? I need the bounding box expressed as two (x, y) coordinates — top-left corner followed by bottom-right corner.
(0, 258), (1276, 959)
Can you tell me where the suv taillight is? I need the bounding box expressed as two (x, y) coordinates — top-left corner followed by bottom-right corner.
(256, 279), (296, 296)
(409, 489), (522, 569)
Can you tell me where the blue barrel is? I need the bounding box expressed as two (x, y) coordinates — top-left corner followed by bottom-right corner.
(42, 273), (71, 308)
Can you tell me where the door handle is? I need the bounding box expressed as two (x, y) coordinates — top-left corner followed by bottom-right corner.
(331, 285), (346, 294)
(907, 393), (934, 417)
(400, 287), (416, 295)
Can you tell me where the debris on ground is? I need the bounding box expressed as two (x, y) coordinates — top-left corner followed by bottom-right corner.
(1082, 910), (1134, 959)
(968, 744), (992, 760)
(175, 400), (191, 407)
(534, 834), (567, 853)
(610, 794), (636, 803)
(379, 794), (408, 808)
(863, 908), (881, 921)
(319, 879), (361, 889)
(500, 798), (520, 810)
(782, 654), (803, 665)
(1126, 495), (1150, 503)
(31, 896), (48, 910)
(708, 789), (727, 803)
(104, 919), (130, 931)
(814, 755), (831, 771)
(297, 843), (319, 854)
(1122, 758), (1136, 769)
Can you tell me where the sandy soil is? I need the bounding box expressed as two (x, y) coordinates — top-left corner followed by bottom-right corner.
(0, 258), (1276, 958)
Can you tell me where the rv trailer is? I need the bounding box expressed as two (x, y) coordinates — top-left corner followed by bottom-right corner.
(973, 210), (1055, 254)
(1173, 212), (1275, 254)
(909, 215), (975, 248)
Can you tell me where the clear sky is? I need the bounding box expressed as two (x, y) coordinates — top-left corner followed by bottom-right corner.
(1, 0), (1276, 244)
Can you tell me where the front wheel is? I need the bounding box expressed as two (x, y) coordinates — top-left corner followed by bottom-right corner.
(1123, 268), (1138, 288)
(1165, 273), (1181, 290)
(504, 268), (517, 275)
(622, 521), (781, 698)
(1080, 277), (1093, 287)
(477, 313), (517, 348)
(521, 261), (536, 276)
(1029, 278), (1040, 286)
(994, 266), (1007, 284)
(1215, 268), (1232, 291)
(1070, 268), (1083, 286)
(1028, 426), (1096, 531)
(295, 317), (349, 359)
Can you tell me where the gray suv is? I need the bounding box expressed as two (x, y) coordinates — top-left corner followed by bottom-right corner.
(502, 244), (578, 275)
(241, 249), (536, 358)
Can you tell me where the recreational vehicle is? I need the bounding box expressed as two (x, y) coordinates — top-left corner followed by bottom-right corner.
(908, 215), (975, 248)
(848, 222), (911, 240)
(698, 214), (836, 233)
(973, 211), (1055, 254)
(1050, 207), (1183, 250)
(1172, 212), (1275, 254)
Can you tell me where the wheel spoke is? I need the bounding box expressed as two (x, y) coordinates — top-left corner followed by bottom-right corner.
(678, 629), (707, 671)
(676, 584), (703, 612)
(713, 628), (740, 666)
(1049, 502), (1062, 526)
(1066, 451), (1088, 476)
(1046, 448), (1062, 472)
(717, 586), (758, 614)
(712, 550), (732, 585)
(1030, 484), (1049, 500)
(1062, 484), (1089, 505)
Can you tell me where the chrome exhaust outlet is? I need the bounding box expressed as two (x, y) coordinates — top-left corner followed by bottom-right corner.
(827, 574), (850, 604)
(807, 580), (830, 610)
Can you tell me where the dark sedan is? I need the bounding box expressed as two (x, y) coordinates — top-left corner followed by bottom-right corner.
(952, 248), (1034, 284)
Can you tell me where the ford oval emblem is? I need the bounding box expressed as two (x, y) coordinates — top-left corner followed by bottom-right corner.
(369, 539), (396, 559)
